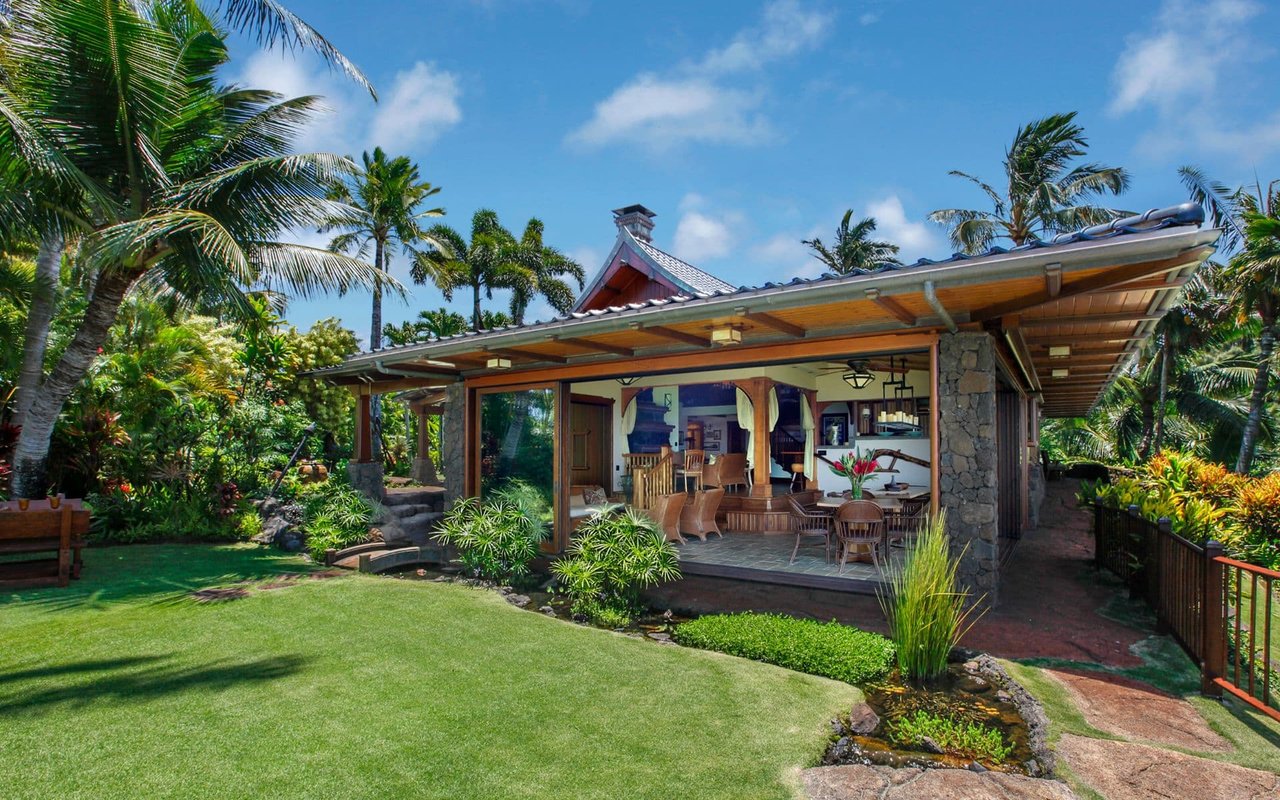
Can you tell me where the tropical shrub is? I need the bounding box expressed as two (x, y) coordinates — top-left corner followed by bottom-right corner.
(879, 511), (983, 683)
(299, 481), (377, 560)
(1081, 450), (1280, 568)
(885, 710), (1014, 763)
(551, 508), (680, 625)
(674, 612), (895, 685)
(436, 481), (548, 582)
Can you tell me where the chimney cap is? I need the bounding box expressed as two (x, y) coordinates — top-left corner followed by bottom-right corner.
(612, 204), (657, 219)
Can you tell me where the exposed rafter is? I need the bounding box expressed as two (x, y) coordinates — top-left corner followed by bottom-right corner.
(630, 323), (711, 348)
(865, 288), (916, 326)
(734, 308), (805, 338)
(483, 346), (568, 364)
(1020, 312), (1162, 328)
(546, 335), (634, 358)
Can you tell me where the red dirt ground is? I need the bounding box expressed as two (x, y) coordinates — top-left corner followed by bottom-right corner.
(647, 480), (1149, 668)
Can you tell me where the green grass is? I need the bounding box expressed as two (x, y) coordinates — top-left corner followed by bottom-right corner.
(0, 545), (858, 800)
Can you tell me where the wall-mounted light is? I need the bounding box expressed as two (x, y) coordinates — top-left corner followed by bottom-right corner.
(1048, 345), (1071, 359)
(486, 357), (512, 370)
(710, 326), (743, 346)
(662, 392), (673, 410)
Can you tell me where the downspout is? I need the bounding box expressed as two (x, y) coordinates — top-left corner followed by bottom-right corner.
(923, 280), (957, 333)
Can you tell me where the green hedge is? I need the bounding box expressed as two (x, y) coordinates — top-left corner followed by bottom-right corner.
(674, 612), (895, 685)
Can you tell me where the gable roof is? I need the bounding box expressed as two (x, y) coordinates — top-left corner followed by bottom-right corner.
(572, 228), (737, 312)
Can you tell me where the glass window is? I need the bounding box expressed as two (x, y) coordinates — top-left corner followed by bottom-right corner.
(479, 388), (556, 527)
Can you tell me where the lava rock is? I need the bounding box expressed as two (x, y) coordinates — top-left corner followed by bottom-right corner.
(505, 593), (531, 608)
(539, 605), (555, 615)
(957, 674), (991, 693)
(847, 702), (880, 735)
(646, 632), (672, 642)
(919, 737), (944, 755)
(968, 761), (988, 773)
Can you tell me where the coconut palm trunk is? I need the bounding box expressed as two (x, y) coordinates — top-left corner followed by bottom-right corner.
(1236, 320), (1275, 474)
(1153, 335), (1171, 452)
(13, 233), (64, 427)
(12, 268), (137, 497)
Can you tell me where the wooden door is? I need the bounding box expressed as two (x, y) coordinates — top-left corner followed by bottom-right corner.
(995, 390), (1024, 543)
(569, 401), (611, 489)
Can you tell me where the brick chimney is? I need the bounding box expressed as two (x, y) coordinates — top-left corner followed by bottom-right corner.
(612, 204), (656, 243)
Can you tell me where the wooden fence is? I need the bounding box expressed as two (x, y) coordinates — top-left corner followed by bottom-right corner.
(1093, 501), (1279, 721)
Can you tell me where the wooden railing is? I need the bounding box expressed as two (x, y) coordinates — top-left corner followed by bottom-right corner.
(632, 451), (674, 511)
(1093, 500), (1279, 721)
(622, 453), (662, 475)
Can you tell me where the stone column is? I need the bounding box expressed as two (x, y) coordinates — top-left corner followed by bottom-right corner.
(347, 388), (384, 500)
(440, 382), (466, 507)
(937, 332), (999, 607)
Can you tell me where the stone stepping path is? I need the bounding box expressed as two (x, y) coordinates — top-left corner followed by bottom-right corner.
(1056, 734), (1280, 800)
(803, 765), (1077, 799)
(1044, 669), (1230, 751)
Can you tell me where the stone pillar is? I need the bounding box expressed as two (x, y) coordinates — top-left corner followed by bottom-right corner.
(411, 406), (439, 485)
(937, 332), (999, 607)
(441, 382), (466, 507)
(347, 388), (383, 500)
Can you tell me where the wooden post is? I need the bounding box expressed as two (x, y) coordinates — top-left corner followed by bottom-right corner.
(1151, 517), (1170, 623)
(416, 406), (431, 461)
(354, 390), (373, 464)
(1202, 540), (1226, 697)
(1093, 497), (1104, 569)
(749, 379), (772, 497)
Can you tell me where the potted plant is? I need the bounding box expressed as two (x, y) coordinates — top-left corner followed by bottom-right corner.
(830, 449), (878, 499)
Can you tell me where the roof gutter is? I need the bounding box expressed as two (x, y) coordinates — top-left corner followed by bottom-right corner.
(322, 227), (1219, 374)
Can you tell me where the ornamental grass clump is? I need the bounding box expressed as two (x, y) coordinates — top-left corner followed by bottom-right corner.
(674, 612), (895, 685)
(550, 508), (680, 626)
(886, 710), (1013, 763)
(878, 511), (983, 683)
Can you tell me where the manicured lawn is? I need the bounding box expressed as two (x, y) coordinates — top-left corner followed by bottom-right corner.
(0, 545), (858, 800)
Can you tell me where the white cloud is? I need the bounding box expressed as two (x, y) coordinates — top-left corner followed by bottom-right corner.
(859, 11), (880, 26)
(567, 0), (830, 152)
(368, 63), (462, 153)
(234, 53), (462, 157)
(865, 195), (938, 259)
(698, 0), (833, 75)
(674, 210), (738, 262)
(1109, 0), (1280, 159)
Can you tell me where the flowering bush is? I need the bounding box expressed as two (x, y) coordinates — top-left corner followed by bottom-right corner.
(829, 448), (879, 498)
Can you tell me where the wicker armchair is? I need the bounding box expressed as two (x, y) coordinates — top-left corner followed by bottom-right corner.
(703, 453), (748, 493)
(679, 488), (725, 541)
(885, 497), (930, 548)
(648, 493), (688, 544)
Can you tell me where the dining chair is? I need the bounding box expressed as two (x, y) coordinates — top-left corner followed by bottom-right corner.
(834, 500), (885, 575)
(679, 449), (706, 492)
(786, 495), (832, 564)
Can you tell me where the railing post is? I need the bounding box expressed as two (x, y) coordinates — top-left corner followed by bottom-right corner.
(1152, 518), (1171, 631)
(1093, 497), (1104, 570)
(1202, 540), (1226, 697)
(1126, 504), (1141, 587)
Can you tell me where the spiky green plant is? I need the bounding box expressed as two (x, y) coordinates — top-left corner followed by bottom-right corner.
(551, 508), (680, 625)
(435, 482), (548, 582)
(878, 511), (984, 682)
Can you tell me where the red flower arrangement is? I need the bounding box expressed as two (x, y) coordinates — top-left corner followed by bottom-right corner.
(829, 448), (879, 499)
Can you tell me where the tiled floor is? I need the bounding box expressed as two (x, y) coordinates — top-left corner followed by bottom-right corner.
(676, 531), (904, 583)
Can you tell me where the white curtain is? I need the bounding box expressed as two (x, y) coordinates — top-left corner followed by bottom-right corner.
(768, 387), (780, 473)
(800, 399), (816, 480)
(621, 397), (638, 436)
(735, 387), (755, 468)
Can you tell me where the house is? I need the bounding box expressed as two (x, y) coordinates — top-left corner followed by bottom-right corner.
(313, 202), (1219, 605)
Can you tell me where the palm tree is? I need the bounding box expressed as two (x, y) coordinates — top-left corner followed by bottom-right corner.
(929, 112), (1130, 254)
(381, 307), (469, 346)
(413, 210), (582, 331)
(1180, 167), (1280, 473)
(801, 211), (901, 274)
(320, 148), (445, 352)
(1, 0), (388, 498)
(508, 219), (584, 324)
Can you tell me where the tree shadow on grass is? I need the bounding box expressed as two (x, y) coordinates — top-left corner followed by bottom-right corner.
(0, 544), (322, 614)
(0, 653), (310, 717)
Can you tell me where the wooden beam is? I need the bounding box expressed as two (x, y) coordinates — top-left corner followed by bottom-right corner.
(1025, 333), (1144, 345)
(630, 323), (710, 348)
(865, 288), (916, 326)
(386, 363), (460, 376)
(1045, 263), (1062, 298)
(548, 335), (635, 358)
(1086, 276), (1188, 296)
(1020, 312), (1162, 328)
(484, 347), (568, 364)
(971, 249), (1209, 322)
(735, 308), (805, 338)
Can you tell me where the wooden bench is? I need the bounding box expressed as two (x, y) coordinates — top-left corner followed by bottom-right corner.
(0, 503), (91, 588)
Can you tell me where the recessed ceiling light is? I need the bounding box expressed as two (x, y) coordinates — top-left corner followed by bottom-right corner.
(1051, 368), (1069, 378)
(1048, 345), (1071, 359)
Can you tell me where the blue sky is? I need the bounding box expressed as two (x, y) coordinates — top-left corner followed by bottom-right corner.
(231, 0), (1280, 342)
